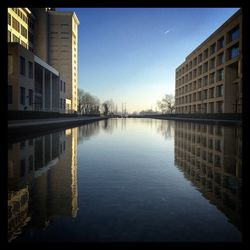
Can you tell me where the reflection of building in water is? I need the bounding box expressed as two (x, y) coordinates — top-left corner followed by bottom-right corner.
(8, 187), (31, 242)
(174, 122), (242, 231)
(8, 128), (78, 241)
(70, 128), (78, 218)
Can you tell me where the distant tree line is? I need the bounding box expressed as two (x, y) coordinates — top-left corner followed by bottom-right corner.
(78, 88), (117, 115)
(78, 89), (175, 116)
(131, 94), (175, 116)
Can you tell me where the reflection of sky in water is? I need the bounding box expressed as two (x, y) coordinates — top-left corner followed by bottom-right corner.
(8, 118), (241, 242)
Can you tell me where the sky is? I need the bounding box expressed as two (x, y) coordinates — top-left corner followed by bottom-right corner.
(60, 7), (239, 113)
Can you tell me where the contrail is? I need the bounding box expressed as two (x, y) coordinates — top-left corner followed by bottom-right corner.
(164, 29), (171, 34)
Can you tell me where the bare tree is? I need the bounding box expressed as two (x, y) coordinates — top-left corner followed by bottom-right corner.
(101, 99), (115, 115)
(102, 103), (109, 116)
(78, 89), (85, 113)
(78, 88), (100, 114)
(157, 94), (175, 114)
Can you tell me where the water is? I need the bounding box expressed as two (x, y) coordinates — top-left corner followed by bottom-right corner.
(8, 118), (242, 242)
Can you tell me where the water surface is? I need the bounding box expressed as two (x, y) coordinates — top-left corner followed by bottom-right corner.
(8, 118), (242, 242)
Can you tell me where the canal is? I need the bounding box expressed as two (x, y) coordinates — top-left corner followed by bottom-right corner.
(8, 118), (242, 242)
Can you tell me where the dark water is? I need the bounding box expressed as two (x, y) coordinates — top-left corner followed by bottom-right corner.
(8, 118), (242, 242)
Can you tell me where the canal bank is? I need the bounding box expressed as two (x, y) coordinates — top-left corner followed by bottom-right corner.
(152, 116), (242, 126)
(8, 116), (109, 140)
(129, 114), (242, 126)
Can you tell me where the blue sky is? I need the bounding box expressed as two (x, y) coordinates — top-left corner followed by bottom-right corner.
(60, 8), (239, 113)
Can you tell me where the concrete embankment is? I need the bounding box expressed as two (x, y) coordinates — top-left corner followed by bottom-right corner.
(152, 116), (242, 126)
(128, 114), (242, 126)
(8, 116), (108, 140)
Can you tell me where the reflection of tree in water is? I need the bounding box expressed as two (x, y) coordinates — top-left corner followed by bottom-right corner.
(156, 120), (175, 140)
(77, 122), (101, 144)
(101, 118), (117, 134)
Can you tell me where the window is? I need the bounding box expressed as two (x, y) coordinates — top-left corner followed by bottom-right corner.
(210, 43), (216, 55)
(197, 104), (201, 113)
(228, 25), (240, 42)
(29, 156), (33, 171)
(198, 78), (202, 89)
(203, 62), (208, 73)
(198, 53), (202, 63)
(8, 86), (12, 104)
(193, 69), (197, 78)
(208, 152), (213, 163)
(20, 56), (25, 75)
(13, 34), (19, 43)
(8, 13), (11, 25)
(209, 102), (214, 113)
(228, 44), (239, 59)
(217, 53), (224, 65)
(193, 93), (196, 102)
(64, 82), (66, 92)
(8, 55), (13, 74)
(209, 72), (215, 84)
(214, 155), (221, 168)
(198, 66), (202, 75)
(209, 57), (216, 70)
(203, 76), (208, 86)
(209, 88), (214, 98)
(12, 16), (19, 32)
(28, 89), (33, 106)
(189, 61), (192, 70)
(193, 58), (197, 66)
(198, 91), (201, 101)
(217, 69), (224, 81)
(202, 90), (207, 100)
(28, 61), (33, 79)
(60, 80), (63, 91)
(21, 25), (27, 38)
(215, 126), (222, 135)
(60, 98), (62, 108)
(20, 159), (26, 177)
(218, 36), (224, 49)
(8, 31), (11, 42)
(216, 85), (223, 97)
(20, 87), (25, 105)
(21, 41), (26, 48)
(215, 140), (222, 152)
(203, 49), (208, 59)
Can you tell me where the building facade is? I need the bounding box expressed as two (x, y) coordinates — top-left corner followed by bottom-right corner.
(8, 43), (66, 112)
(7, 8), (79, 113)
(175, 9), (242, 114)
(47, 11), (79, 113)
(8, 8), (35, 52)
